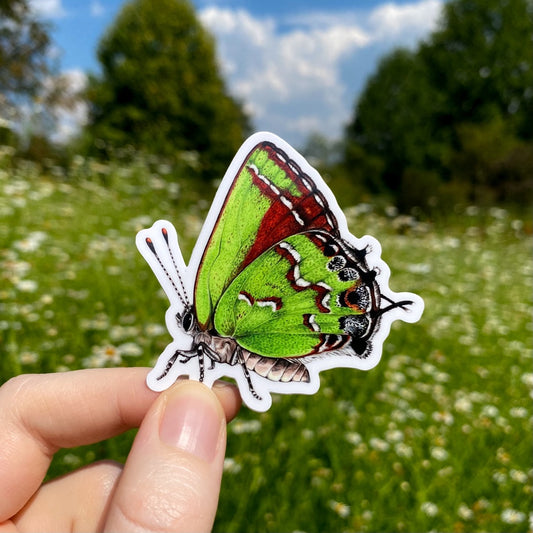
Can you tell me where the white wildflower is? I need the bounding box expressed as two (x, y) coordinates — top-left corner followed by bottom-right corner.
(385, 429), (404, 443)
(501, 508), (525, 524)
(509, 469), (528, 483)
(362, 510), (373, 521)
(345, 432), (362, 445)
(457, 504), (474, 520)
(492, 471), (507, 484)
(16, 279), (38, 292)
(481, 405), (499, 418)
(231, 419), (261, 434)
(395, 442), (413, 458)
(430, 446), (449, 461)
(223, 458), (242, 474)
(82, 344), (122, 368)
(454, 396), (473, 413)
(407, 263), (431, 274)
(145, 323), (166, 336)
(13, 231), (47, 252)
(432, 411), (454, 425)
(328, 500), (350, 518)
(521, 373), (533, 387)
(118, 342), (143, 357)
(420, 501), (439, 517)
(19, 351), (39, 364)
(369, 437), (390, 452)
(289, 408), (305, 420)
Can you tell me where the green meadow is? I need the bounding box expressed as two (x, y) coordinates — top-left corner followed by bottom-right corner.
(1, 147), (531, 532)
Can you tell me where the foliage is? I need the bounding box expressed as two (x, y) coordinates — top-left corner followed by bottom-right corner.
(83, 0), (249, 179)
(0, 0), (52, 123)
(0, 0), (86, 155)
(1, 148), (532, 532)
(345, 50), (447, 193)
(301, 132), (343, 169)
(450, 117), (533, 203)
(421, 0), (533, 139)
(344, 0), (533, 211)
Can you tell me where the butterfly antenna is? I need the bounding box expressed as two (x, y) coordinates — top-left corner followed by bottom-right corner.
(376, 296), (414, 316)
(160, 227), (191, 306)
(145, 236), (188, 308)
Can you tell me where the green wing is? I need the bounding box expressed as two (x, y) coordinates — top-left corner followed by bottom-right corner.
(194, 141), (337, 330)
(213, 232), (374, 358)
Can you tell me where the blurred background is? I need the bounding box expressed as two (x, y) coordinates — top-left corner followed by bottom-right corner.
(1, 0), (532, 531)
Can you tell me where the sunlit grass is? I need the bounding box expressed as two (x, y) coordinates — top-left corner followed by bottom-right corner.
(1, 146), (531, 532)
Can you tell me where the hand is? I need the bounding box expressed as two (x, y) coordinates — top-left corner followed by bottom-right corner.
(0, 368), (241, 532)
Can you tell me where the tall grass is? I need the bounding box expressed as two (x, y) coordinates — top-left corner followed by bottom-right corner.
(1, 147), (531, 532)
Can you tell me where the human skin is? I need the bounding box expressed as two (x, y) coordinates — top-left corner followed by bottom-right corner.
(0, 368), (241, 532)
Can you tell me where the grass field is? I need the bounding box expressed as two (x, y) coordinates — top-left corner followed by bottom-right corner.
(1, 146), (532, 532)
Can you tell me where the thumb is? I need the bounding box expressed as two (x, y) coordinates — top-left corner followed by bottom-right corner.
(104, 380), (227, 532)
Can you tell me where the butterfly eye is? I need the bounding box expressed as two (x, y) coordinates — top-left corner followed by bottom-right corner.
(182, 311), (194, 332)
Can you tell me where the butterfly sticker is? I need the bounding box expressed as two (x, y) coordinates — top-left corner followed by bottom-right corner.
(136, 132), (424, 411)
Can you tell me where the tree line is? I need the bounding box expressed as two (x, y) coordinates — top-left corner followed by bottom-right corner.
(341, 0), (533, 210)
(1, 0), (531, 211)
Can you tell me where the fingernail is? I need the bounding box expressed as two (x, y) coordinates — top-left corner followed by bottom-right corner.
(159, 382), (223, 463)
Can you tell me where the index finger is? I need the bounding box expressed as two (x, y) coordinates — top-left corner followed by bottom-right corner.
(0, 368), (241, 521)
(0, 368), (156, 521)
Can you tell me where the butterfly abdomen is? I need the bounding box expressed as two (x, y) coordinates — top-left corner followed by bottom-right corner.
(241, 351), (310, 383)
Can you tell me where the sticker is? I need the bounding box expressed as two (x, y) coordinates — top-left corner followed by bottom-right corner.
(136, 132), (424, 411)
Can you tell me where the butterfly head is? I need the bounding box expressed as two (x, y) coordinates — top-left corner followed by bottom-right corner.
(176, 306), (198, 334)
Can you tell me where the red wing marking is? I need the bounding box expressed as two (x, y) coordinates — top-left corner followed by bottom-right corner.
(240, 142), (339, 272)
(312, 333), (350, 354)
(303, 313), (320, 332)
(238, 290), (283, 311)
(275, 241), (332, 314)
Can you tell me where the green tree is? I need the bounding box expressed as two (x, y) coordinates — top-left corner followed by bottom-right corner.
(0, 0), (53, 123)
(344, 0), (533, 208)
(420, 0), (533, 139)
(84, 0), (249, 178)
(345, 49), (447, 192)
(450, 117), (533, 203)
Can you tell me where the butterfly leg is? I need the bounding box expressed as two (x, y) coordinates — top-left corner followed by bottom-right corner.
(156, 350), (180, 380)
(196, 345), (206, 381)
(196, 342), (227, 381)
(156, 347), (198, 380)
(236, 348), (262, 401)
(180, 344), (216, 382)
(154, 346), (207, 382)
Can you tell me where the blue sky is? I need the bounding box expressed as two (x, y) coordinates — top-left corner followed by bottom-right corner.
(31, 0), (445, 146)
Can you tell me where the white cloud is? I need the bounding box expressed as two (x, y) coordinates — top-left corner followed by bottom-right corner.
(199, 0), (443, 146)
(368, 0), (443, 43)
(200, 7), (370, 143)
(59, 68), (87, 95)
(11, 69), (87, 143)
(29, 0), (66, 18)
(49, 69), (88, 143)
(47, 0), (442, 146)
(90, 0), (105, 17)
